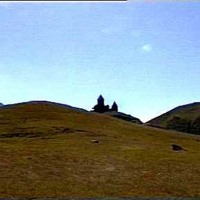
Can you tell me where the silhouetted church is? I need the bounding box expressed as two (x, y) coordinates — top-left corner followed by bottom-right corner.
(92, 95), (118, 113)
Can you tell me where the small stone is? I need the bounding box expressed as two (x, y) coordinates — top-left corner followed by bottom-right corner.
(91, 140), (99, 143)
(172, 144), (183, 151)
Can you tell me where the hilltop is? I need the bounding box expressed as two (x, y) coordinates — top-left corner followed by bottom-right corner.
(91, 95), (142, 124)
(0, 101), (89, 138)
(146, 102), (200, 135)
(0, 101), (200, 197)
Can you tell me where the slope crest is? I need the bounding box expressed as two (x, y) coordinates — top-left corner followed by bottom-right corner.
(146, 102), (200, 135)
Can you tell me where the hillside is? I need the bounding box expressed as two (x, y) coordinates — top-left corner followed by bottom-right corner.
(146, 102), (200, 135)
(103, 111), (143, 124)
(0, 101), (200, 197)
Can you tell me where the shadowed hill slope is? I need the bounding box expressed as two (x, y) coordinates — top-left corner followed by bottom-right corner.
(103, 111), (143, 124)
(0, 101), (200, 197)
(146, 102), (200, 135)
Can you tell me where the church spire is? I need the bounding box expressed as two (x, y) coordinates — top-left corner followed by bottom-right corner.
(111, 101), (118, 112)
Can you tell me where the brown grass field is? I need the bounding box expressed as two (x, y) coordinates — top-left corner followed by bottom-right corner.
(0, 101), (200, 197)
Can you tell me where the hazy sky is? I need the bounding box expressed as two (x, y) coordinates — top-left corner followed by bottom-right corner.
(0, 2), (199, 122)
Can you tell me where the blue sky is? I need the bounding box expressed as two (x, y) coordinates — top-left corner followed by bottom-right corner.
(0, 2), (199, 122)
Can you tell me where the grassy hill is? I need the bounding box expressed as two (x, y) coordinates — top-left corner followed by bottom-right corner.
(146, 102), (200, 135)
(0, 101), (200, 197)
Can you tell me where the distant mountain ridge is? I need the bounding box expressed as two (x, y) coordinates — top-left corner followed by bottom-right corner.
(146, 102), (200, 135)
(2, 100), (200, 134)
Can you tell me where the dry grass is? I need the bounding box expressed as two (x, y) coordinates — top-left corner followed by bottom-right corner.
(0, 101), (200, 197)
(146, 102), (200, 127)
